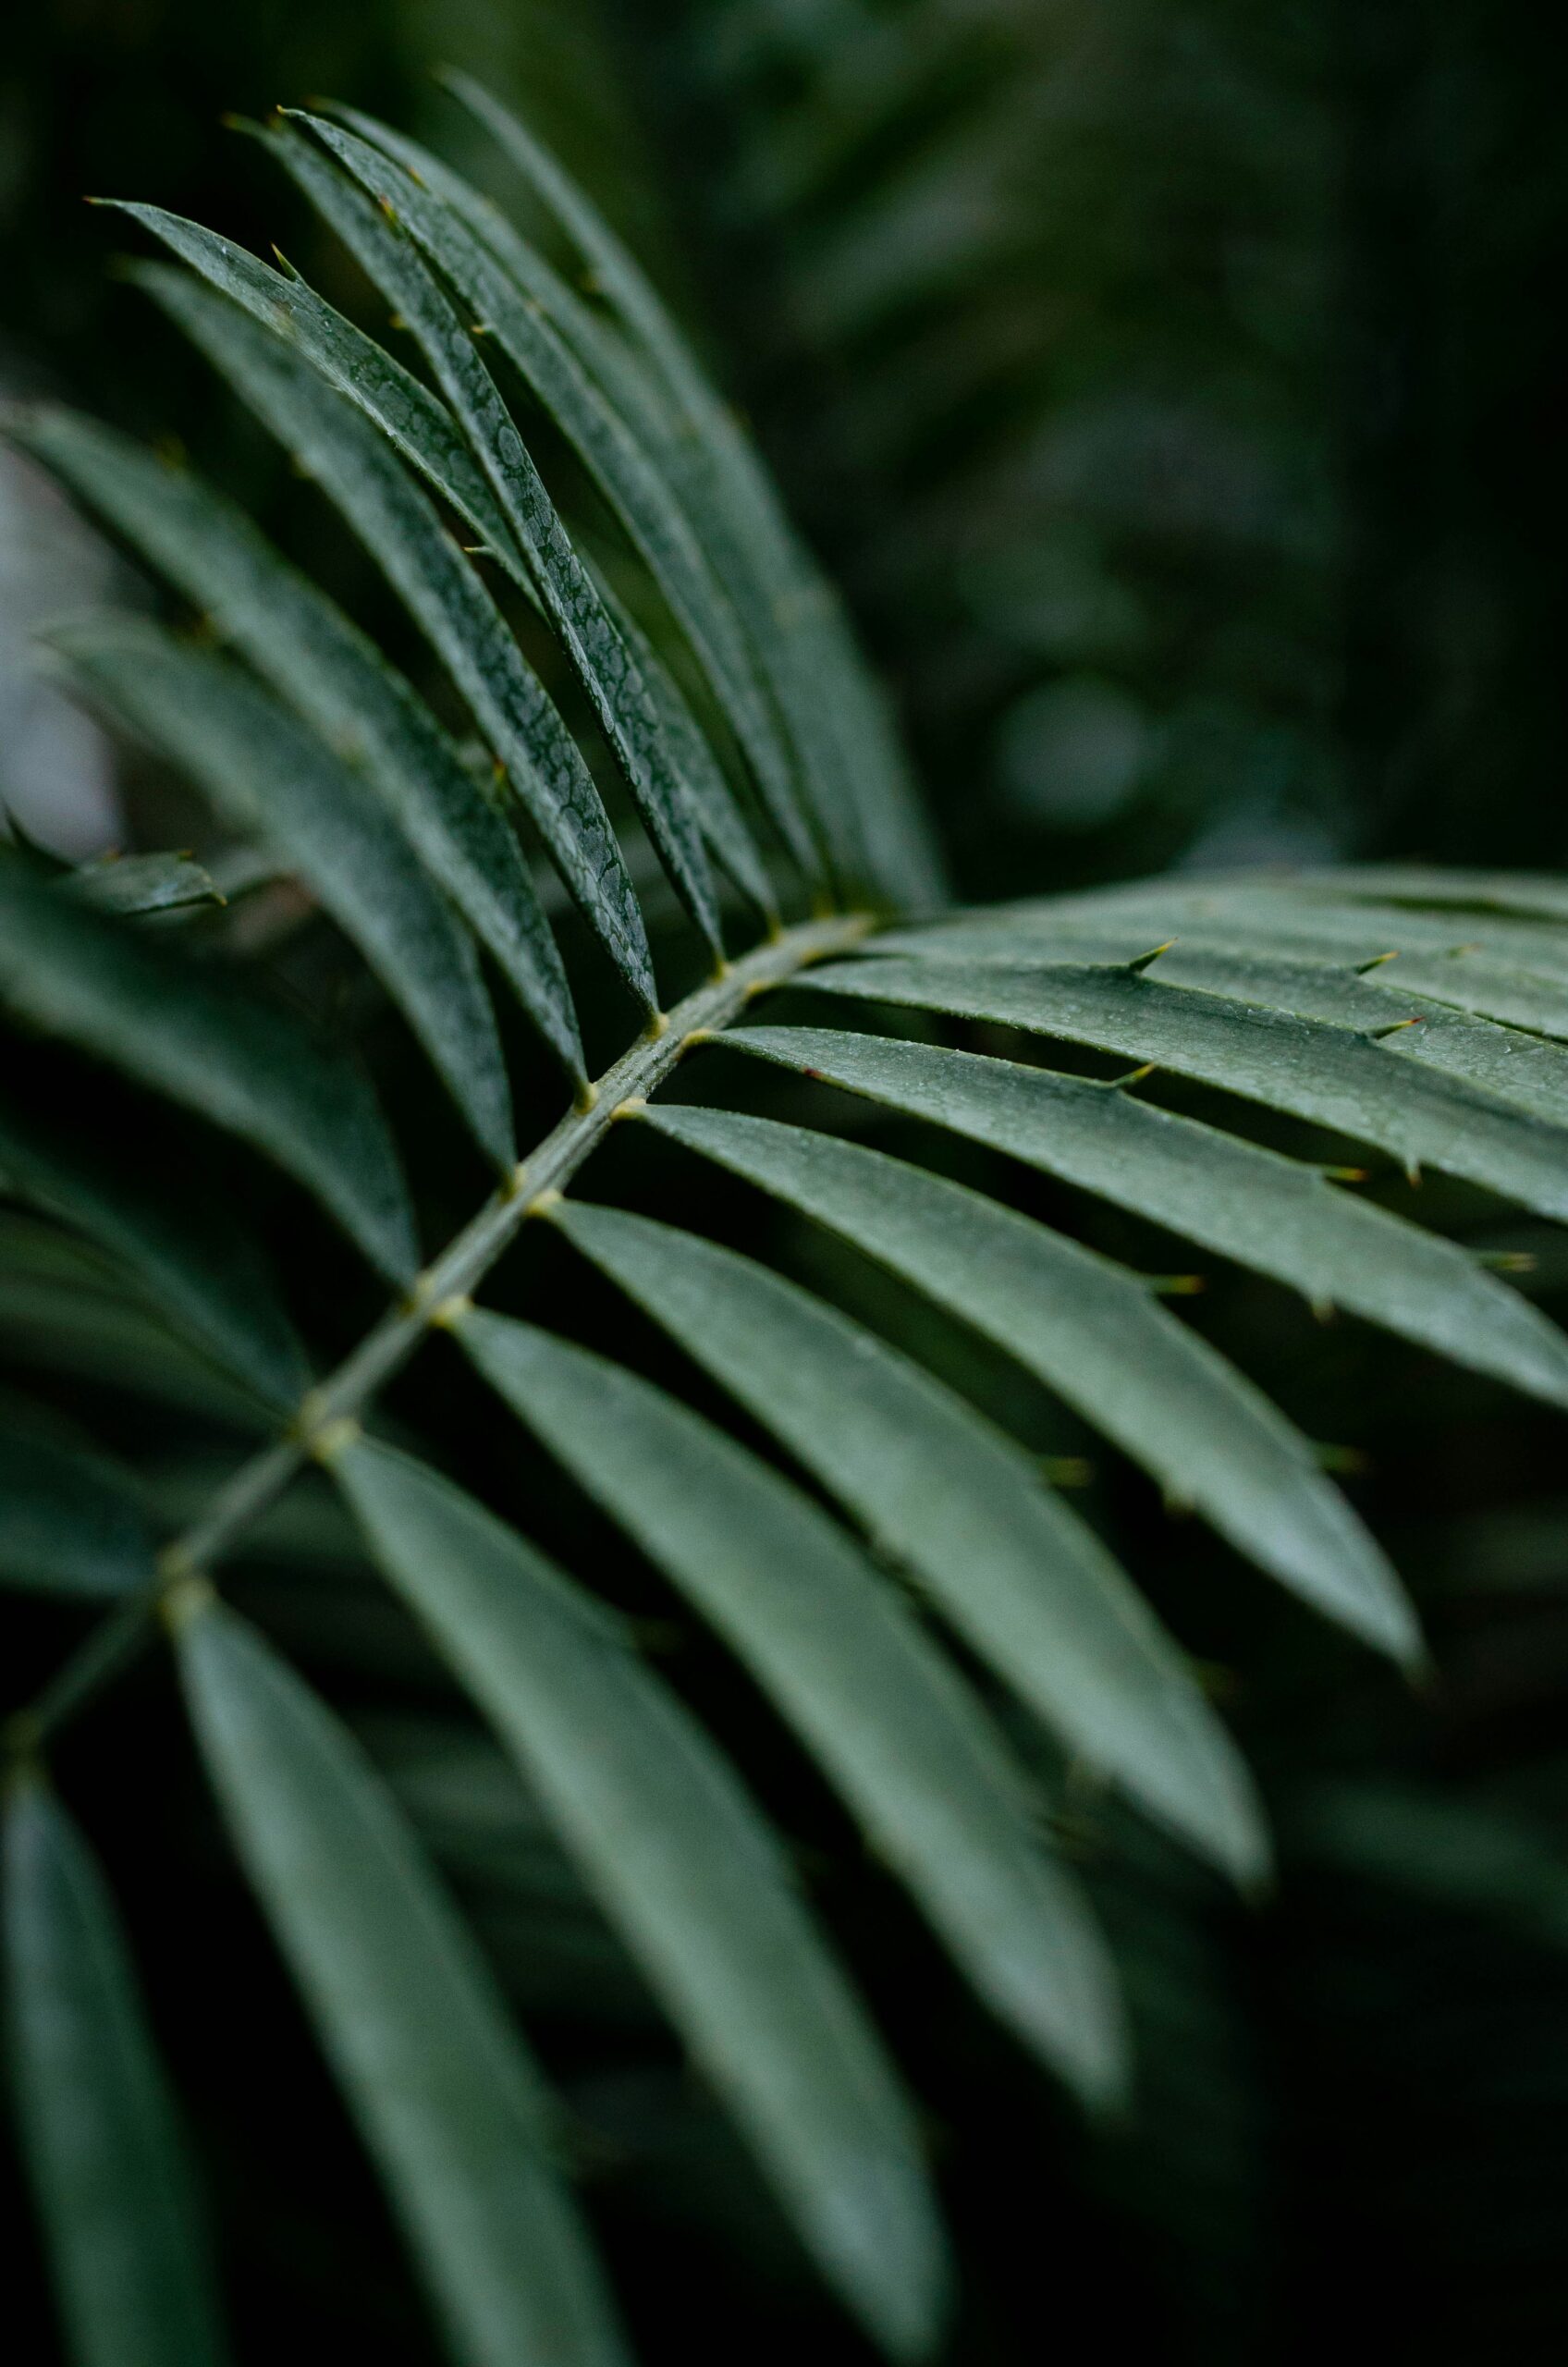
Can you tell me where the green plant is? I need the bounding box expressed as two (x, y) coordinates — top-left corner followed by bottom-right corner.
(5, 82), (1568, 2367)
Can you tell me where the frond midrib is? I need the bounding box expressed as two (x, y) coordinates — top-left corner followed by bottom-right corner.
(4, 909), (874, 1760)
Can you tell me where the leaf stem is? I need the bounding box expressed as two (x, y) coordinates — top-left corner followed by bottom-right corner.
(5, 912), (872, 1759)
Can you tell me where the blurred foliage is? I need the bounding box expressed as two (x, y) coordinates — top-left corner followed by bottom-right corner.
(6, 4), (1568, 2363)
(636, 0), (1568, 891)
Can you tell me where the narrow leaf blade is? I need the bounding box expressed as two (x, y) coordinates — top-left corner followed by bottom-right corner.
(0, 1218), (277, 1430)
(106, 202), (521, 567)
(459, 1308), (1129, 2103)
(598, 579), (779, 924)
(69, 852), (223, 918)
(867, 915), (1568, 1119)
(549, 1198), (1264, 1883)
(806, 951), (1568, 1222)
(641, 1101), (1415, 1662)
(333, 1437), (950, 2360)
(328, 99), (833, 886)
(0, 860), (415, 1281)
(0, 1093), (309, 1406)
(440, 71), (948, 908)
(268, 119), (721, 954)
(49, 618), (514, 1167)
(0, 1428), (153, 1597)
(130, 265), (656, 1012)
(15, 406), (581, 1079)
(300, 110), (807, 892)
(4, 1782), (229, 2367)
(176, 1600), (630, 2367)
(723, 1024), (1568, 1416)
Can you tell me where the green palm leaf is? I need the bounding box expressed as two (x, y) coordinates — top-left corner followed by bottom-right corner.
(439, 70), (945, 907)
(0, 1430), (153, 1598)
(870, 908), (1568, 1113)
(69, 852), (223, 917)
(131, 265), (655, 1011)
(176, 1595), (630, 2367)
(3, 1783), (230, 2367)
(640, 1100), (1415, 1659)
(297, 110), (802, 897)
(266, 118), (722, 954)
(0, 859), (413, 1278)
(719, 1023), (1568, 1409)
(459, 1306), (1130, 2104)
(331, 97), (836, 888)
(109, 202), (521, 564)
(0, 1096), (307, 1405)
(46, 617), (514, 1166)
(6, 81), (1568, 2367)
(332, 1438), (949, 2360)
(545, 1197), (1263, 1879)
(804, 950), (1568, 1217)
(16, 407), (582, 1079)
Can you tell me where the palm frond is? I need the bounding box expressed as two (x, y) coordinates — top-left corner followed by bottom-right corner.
(2, 88), (1566, 2367)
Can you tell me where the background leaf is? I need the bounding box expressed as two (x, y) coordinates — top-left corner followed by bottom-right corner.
(0, 1096), (308, 1407)
(0, 859), (415, 1280)
(0, 1429), (153, 1597)
(3, 1782), (230, 2367)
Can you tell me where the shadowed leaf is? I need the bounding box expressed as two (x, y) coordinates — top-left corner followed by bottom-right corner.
(3, 1783), (230, 2367)
(0, 859), (414, 1280)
